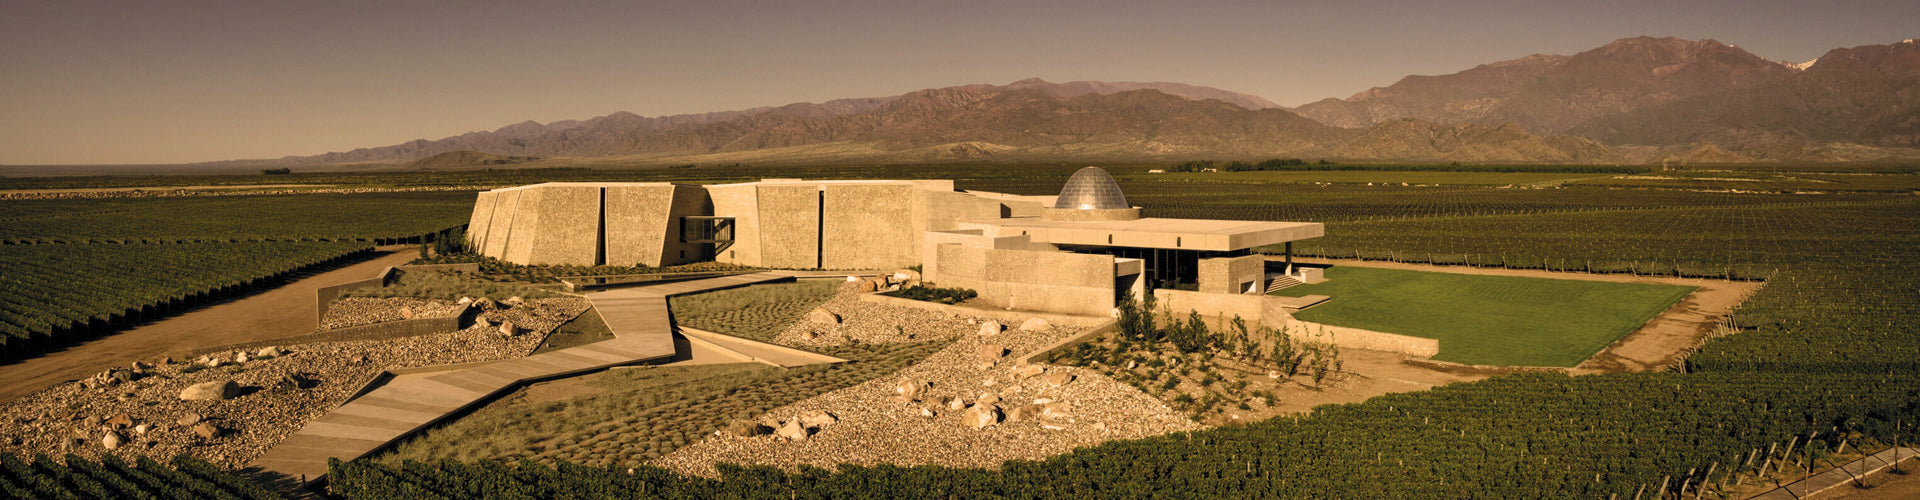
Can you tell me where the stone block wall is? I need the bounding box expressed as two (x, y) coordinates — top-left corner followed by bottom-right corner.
(822, 184), (915, 269)
(935, 244), (1119, 316)
(1152, 288), (1438, 358)
(1198, 254), (1266, 295)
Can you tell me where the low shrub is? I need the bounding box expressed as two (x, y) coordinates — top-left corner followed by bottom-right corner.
(884, 285), (977, 304)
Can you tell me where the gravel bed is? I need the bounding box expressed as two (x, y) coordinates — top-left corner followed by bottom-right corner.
(659, 288), (1199, 477)
(0, 297), (586, 468)
(770, 282), (979, 346)
(319, 297), (466, 330)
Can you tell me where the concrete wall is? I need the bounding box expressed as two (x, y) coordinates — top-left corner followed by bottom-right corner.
(1152, 288), (1438, 358)
(604, 184), (675, 267)
(1199, 255), (1266, 295)
(757, 184), (821, 268)
(707, 183), (762, 266)
(936, 244), (1119, 316)
(481, 188), (522, 258)
(822, 184), (916, 269)
(466, 191), (498, 251)
(504, 185), (601, 266)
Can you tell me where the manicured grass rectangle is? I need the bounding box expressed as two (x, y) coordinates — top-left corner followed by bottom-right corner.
(1275, 266), (1695, 367)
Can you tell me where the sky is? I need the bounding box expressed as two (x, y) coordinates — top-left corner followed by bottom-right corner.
(2, 0), (1915, 165)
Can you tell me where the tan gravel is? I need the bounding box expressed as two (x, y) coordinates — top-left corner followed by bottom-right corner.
(319, 297), (466, 330)
(658, 287), (1199, 477)
(0, 297), (586, 468)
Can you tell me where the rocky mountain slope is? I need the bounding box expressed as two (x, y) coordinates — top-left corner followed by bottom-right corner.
(1292, 37), (1795, 135)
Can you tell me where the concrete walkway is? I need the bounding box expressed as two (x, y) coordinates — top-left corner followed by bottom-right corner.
(1749, 447), (1918, 500)
(244, 272), (803, 488)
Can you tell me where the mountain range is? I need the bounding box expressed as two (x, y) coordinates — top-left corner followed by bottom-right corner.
(287, 37), (1920, 166)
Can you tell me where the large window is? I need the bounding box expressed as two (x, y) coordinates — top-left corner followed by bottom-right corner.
(680, 216), (734, 243)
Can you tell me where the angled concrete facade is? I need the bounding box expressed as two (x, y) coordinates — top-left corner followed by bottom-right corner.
(465, 167), (1323, 317)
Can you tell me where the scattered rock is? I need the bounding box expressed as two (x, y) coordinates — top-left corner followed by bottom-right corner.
(977, 321), (1003, 337)
(856, 279), (879, 293)
(456, 296), (473, 305)
(233, 352), (250, 364)
(1043, 372), (1075, 388)
(191, 422), (221, 440)
(807, 308), (841, 325)
(134, 423), (151, 436)
(130, 361), (153, 371)
(399, 306), (415, 320)
(499, 320), (518, 337)
(1018, 318), (1051, 332)
(893, 378), (929, 401)
(1041, 403), (1072, 420)
(798, 331), (818, 341)
(199, 356), (223, 368)
(962, 404), (1000, 429)
(728, 420), (772, 437)
(799, 410), (838, 429)
(475, 297), (498, 310)
(82, 415), (103, 428)
(175, 413), (203, 427)
(256, 346), (284, 358)
(919, 407), (937, 418)
(179, 381), (240, 401)
(946, 397), (967, 411)
(1014, 364), (1046, 379)
(504, 296), (526, 306)
(158, 356), (173, 365)
(101, 431), (124, 450)
(775, 419), (808, 442)
(1007, 405), (1043, 422)
(108, 369), (138, 383)
(976, 391), (1001, 405)
(105, 414), (133, 428)
(273, 373), (314, 391)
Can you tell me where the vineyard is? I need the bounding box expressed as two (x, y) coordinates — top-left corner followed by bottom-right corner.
(2, 165), (1916, 498)
(319, 168), (1920, 498)
(0, 191), (476, 244)
(0, 191), (480, 361)
(0, 453), (285, 500)
(0, 241), (372, 360)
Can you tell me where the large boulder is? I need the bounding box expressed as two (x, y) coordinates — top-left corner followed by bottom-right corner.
(1014, 364), (1046, 380)
(1007, 404), (1043, 422)
(1041, 403), (1072, 421)
(191, 422), (221, 440)
(807, 308), (841, 325)
(179, 381), (240, 401)
(775, 419), (809, 442)
(799, 411), (838, 429)
(1043, 372), (1076, 388)
(977, 321), (1003, 337)
(101, 431), (124, 450)
(498, 320), (518, 337)
(962, 404), (1000, 429)
(729, 420), (772, 437)
(1018, 318), (1051, 332)
(975, 344), (1006, 369)
(893, 378), (930, 401)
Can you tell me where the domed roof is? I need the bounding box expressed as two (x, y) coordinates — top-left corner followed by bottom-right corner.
(1052, 167), (1129, 210)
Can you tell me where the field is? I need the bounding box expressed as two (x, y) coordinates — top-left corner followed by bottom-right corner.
(669, 280), (839, 342)
(2, 162), (1917, 499)
(1277, 266), (1695, 366)
(375, 341), (946, 468)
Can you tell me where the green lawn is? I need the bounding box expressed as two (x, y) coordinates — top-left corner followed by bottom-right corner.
(1275, 266), (1695, 367)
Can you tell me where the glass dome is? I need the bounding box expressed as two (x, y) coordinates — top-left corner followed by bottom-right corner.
(1052, 167), (1129, 210)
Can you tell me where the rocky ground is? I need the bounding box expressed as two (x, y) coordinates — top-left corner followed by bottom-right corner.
(319, 297), (467, 330)
(0, 297), (585, 468)
(658, 285), (1200, 477)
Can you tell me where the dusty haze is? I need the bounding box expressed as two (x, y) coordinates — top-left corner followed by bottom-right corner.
(2, 0), (1914, 164)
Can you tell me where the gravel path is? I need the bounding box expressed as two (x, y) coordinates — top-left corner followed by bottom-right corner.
(0, 297), (585, 468)
(659, 286), (1200, 477)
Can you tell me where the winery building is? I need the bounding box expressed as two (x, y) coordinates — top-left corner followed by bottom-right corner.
(465, 167), (1323, 316)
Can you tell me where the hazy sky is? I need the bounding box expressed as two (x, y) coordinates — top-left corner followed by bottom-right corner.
(2, 0), (1914, 165)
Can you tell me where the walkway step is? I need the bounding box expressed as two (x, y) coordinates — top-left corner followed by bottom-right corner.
(247, 272), (803, 491)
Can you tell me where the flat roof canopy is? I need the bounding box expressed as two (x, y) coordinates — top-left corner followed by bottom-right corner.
(966, 217), (1323, 252)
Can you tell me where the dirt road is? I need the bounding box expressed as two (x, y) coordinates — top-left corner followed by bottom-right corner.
(0, 249), (417, 402)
